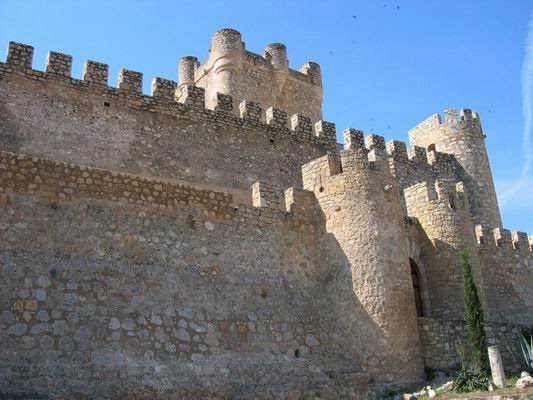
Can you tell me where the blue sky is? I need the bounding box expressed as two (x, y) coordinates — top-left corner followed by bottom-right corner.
(0, 1), (532, 234)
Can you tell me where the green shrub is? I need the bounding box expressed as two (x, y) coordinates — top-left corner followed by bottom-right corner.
(461, 250), (489, 372)
(507, 371), (522, 387)
(451, 367), (491, 393)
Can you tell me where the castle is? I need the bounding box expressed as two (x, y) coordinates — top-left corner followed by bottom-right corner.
(0, 28), (531, 399)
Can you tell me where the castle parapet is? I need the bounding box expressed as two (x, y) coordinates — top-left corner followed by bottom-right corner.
(475, 225), (532, 254)
(151, 77), (177, 100)
(213, 93), (234, 114)
(177, 85), (206, 109)
(0, 40), (338, 154)
(266, 107), (288, 128)
(83, 60), (109, 85)
(291, 114), (312, 135)
(6, 42), (33, 70)
(45, 51), (72, 77)
(252, 181), (282, 210)
(118, 69), (143, 94)
(239, 100), (262, 121)
(404, 179), (468, 215)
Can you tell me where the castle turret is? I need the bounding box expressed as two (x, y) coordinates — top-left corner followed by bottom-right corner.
(209, 28), (244, 98)
(183, 29), (324, 123)
(408, 108), (502, 228)
(178, 56), (198, 92)
(302, 130), (424, 382)
(404, 179), (487, 319)
(264, 43), (288, 94)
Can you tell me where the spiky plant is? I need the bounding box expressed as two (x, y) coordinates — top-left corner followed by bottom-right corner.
(520, 332), (533, 372)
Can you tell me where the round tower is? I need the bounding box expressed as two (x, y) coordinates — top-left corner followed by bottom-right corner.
(178, 56), (198, 90)
(408, 108), (502, 228)
(264, 43), (288, 94)
(403, 179), (487, 320)
(302, 130), (424, 382)
(209, 28), (243, 96)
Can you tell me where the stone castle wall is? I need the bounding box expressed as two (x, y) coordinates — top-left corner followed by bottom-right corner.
(403, 179), (533, 324)
(418, 318), (527, 372)
(474, 226), (533, 325)
(1, 33), (533, 398)
(0, 42), (335, 197)
(301, 129), (424, 382)
(0, 149), (377, 398)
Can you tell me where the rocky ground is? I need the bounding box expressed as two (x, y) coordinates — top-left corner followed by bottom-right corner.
(394, 371), (533, 399)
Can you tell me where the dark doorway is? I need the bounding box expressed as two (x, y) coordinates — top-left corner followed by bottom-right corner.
(410, 258), (424, 317)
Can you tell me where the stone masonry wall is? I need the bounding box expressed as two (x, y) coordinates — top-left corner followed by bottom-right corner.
(0, 42), (336, 197)
(404, 179), (484, 320)
(474, 226), (533, 325)
(302, 129), (424, 383)
(408, 109), (502, 228)
(1, 32), (533, 397)
(419, 317), (526, 373)
(0, 150), (375, 398)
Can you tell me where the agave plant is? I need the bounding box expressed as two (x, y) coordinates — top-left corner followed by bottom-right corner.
(451, 367), (491, 393)
(520, 332), (533, 372)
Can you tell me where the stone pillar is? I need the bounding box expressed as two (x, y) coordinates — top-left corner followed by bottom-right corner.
(488, 346), (506, 388)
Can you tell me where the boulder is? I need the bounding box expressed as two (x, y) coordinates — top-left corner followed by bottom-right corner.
(516, 375), (533, 389)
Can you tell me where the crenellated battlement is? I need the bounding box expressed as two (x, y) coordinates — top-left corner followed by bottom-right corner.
(0, 149), (317, 228)
(407, 107), (501, 228)
(404, 179), (468, 211)
(185, 28), (324, 123)
(2, 28), (532, 395)
(249, 179), (317, 221)
(408, 107), (483, 142)
(475, 225), (533, 253)
(302, 129), (402, 194)
(386, 139), (449, 166)
(0, 41), (337, 151)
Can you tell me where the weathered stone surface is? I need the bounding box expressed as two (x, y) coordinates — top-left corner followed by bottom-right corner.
(517, 375), (533, 389)
(0, 27), (531, 400)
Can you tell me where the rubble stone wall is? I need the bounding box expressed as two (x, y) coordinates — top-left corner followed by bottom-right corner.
(419, 318), (526, 373)
(0, 151), (373, 398)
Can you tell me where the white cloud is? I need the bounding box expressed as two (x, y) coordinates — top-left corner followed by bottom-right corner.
(500, 13), (533, 205)
(496, 178), (533, 209)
